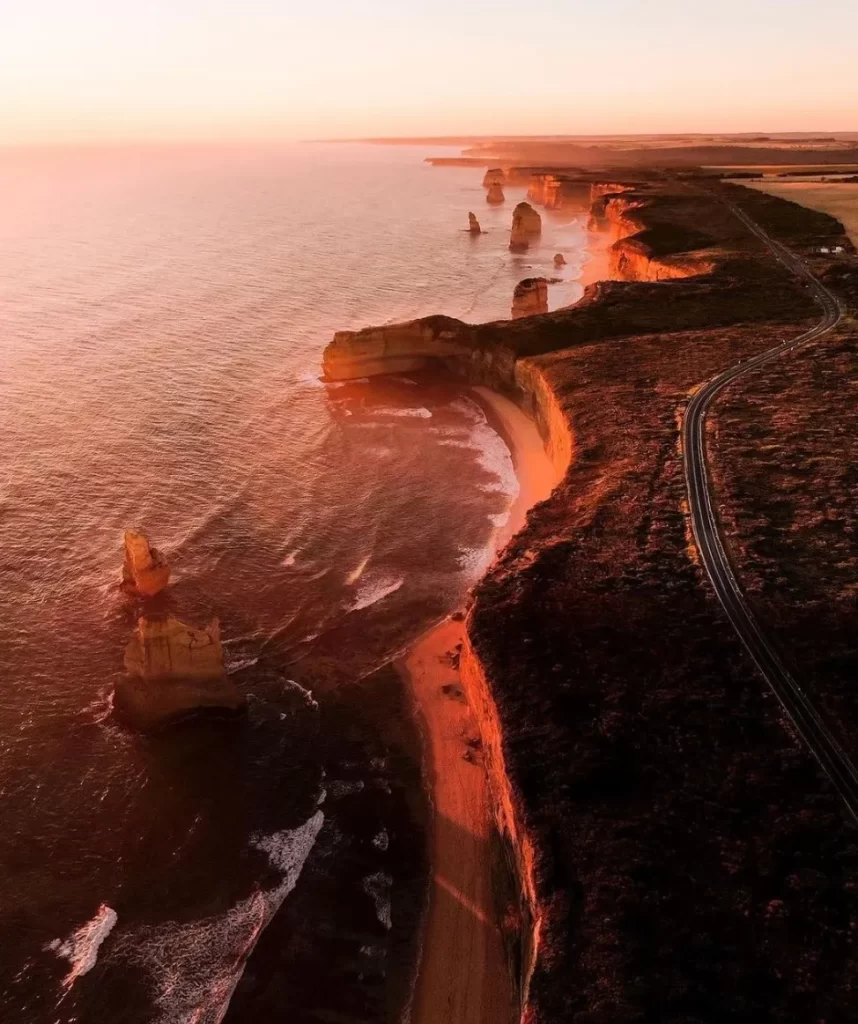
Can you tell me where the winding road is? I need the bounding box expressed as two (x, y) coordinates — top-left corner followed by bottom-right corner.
(681, 193), (858, 821)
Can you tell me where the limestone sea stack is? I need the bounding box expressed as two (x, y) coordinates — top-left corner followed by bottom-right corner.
(554, 253), (567, 268)
(509, 202), (542, 252)
(511, 278), (549, 319)
(486, 183), (505, 205)
(482, 167), (506, 188)
(468, 212), (482, 234)
(116, 616), (245, 730)
(122, 530), (170, 597)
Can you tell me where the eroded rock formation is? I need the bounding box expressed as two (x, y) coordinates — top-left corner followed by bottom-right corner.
(116, 616), (245, 730)
(587, 187), (716, 281)
(122, 530), (170, 597)
(482, 167), (506, 188)
(509, 202), (542, 252)
(486, 183), (505, 205)
(553, 253), (566, 268)
(468, 212), (482, 234)
(511, 278), (548, 319)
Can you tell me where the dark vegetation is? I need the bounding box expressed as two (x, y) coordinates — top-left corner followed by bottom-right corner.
(709, 187), (858, 758)
(465, 181), (858, 1021)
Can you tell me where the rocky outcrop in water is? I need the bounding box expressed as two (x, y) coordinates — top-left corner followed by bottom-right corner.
(511, 278), (548, 319)
(486, 183), (505, 205)
(483, 168), (506, 188)
(115, 616), (245, 730)
(468, 212), (482, 234)
(509, 202), (542, 252)
(554, 253), (566, 268)
(122, 530), (170, 597)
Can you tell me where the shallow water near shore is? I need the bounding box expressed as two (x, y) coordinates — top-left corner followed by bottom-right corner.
(0, 142), (588, 1022)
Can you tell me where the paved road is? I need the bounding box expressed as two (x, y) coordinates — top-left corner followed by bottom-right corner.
(681, 194), (858, 821)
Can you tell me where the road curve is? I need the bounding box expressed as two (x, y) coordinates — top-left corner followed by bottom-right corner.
(681, 194), (858, 821)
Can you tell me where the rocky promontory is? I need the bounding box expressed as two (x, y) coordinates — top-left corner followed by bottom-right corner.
(115, 616), (245, 730)
(509, 202), (541, 252)
(511, 278), (548, 319)
(122, 530), (170, 596)
(482, 167), (506, 188)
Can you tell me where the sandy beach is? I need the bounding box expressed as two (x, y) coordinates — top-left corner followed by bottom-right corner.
(399, 389), (559, 1024)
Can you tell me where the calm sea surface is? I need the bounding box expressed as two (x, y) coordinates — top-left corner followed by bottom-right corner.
(0, 142), (588, 1022)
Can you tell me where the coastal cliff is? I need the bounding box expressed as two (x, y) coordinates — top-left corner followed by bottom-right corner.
(322, 181), (858, 1022)
(511, 278), (548, 319)
(527, 174), (592, 210)
(588, 187), (719, 280)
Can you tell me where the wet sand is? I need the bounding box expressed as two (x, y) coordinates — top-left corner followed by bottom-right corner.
(399, 389), (559, 1024)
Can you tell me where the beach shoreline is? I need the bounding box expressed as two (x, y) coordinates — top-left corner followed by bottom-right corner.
(398, 386), (560, 1024)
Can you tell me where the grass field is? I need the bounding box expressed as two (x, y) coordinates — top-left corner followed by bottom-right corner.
(741, 180), (858, 247)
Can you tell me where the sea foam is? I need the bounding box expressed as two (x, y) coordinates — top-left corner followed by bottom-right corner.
(348, 574), (404, 612)
(110, 810), (324, 1024)
(46, 902), (118, 991)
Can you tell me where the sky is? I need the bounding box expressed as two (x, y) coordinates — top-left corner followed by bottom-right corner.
(1, 0), (856, 144)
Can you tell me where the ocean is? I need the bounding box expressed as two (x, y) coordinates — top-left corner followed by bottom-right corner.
(0, 141), (588, 1022)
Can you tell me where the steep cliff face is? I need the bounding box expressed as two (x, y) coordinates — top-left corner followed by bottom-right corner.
(457, 355), (573, 1008)
(510, 202), (542, 252)
(588, 193), (646, 239)
(512, 278), (549, 319)
(587, 190), (716, 282)
(116, 616), (245, 730)
(527, 174), (593, 210)
(323, 316), (472, 381)
(609, 239), (715, 281)
(487, 183), (506, 205)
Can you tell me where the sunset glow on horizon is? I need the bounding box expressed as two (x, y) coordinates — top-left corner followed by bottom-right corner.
(2, 0), (857, 145)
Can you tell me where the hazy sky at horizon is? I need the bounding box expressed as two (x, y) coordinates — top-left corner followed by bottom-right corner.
(1, 0), (856, 144)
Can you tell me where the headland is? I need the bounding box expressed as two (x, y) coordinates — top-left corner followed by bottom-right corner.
(323, 162), (858, 1022)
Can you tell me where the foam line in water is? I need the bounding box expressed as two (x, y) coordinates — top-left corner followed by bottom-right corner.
(46, 903), (118, 991)
(110, 810), (325, 1024)
(345, 554), (371, 585)
(348, 575), (404, 612)
(374, 407), (432, 419)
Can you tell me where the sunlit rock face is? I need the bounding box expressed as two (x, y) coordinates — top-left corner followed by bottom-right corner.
(122, 530), (170, 597)
(511, 278), (548, 319)
(482, 167), (506, 188)
(323, 316), (469, 380)
(116, 616), (245, 730)
(610, 241), (714, 281)
(468, 212), (482, 234)
(509, 202), (542, 252)
(486, 183), (505, 205)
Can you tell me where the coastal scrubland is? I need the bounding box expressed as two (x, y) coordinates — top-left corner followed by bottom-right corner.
(466, 183), (858, 1022)
(708, 186), (858, 762)
(326, 175), (858, 1021)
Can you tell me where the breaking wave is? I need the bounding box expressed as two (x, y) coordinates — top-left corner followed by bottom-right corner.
(348, 575), (404, 612)
(110, 810), (325, 1024)
(46, 903), (118, 991)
